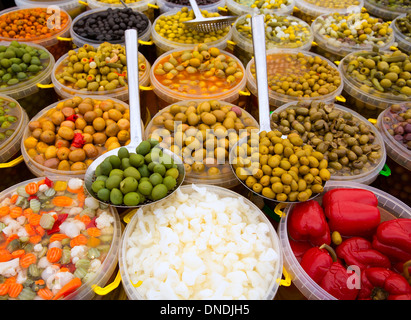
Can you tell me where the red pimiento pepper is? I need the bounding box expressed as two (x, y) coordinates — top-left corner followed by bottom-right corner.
(336, 237), (391, 271)
(372, 218), (411, 263)
(288, 200), (331, 246)
(71, 133), (86, 149)
(65, 114), (78, 122)
(323, 201), (380, 237)
(47, 213), (69, 235)
(300, 244), (359, 300)
(358, 266), (411, 300)
(322, 188), (378, 208)
(289, 239), (313, 263)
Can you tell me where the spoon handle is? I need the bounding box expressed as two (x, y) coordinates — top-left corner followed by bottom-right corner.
(251, 15), (271, 132)
(125, 29), (143, 144)
(187, 0), (204, 21)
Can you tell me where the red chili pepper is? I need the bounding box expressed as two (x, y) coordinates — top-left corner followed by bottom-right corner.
(86, 216), (97, 229)
(115, 71), (126, 77)
(65, 114), (78, 122)
(323, 201), (380, 237)
(300, 244), (359, 300)
(336, 237), (391, 271)
(71, 133), (86, 149)
(358, 266), (411, 300)
(288, 200), (331, 246)
(372, 219), (411, 263)
(44, 177), (53, 188)
(28, 195), (39, 201)
(47, 213), (69, 235)
(322, 188), (378, 208)
(289, 239), (313, 263)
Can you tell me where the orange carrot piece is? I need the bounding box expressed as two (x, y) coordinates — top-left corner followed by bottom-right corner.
(25, 182), (38, 195)
(86, 227), (101, 238)
(0, 206), (10, 217)
(11, 249), (25, 259)
(23, 208), (33, 218)
(9, 207), (22, 219)
(10, 194), (18, 204)
(0, 283), (9, 296)
(8, 283), (23, 298)
(24, 224), (36, 236)
(20, 253), (37, 269)
(52, 196), (73, 207)
(36, 225), (45, 237)
(70, 234), (88, 248)
(0, 249), (12, 262)
(46, 247), (62, 263)
(37, 287), (54, 300)
(29, 235), (42, 244)
(67, 186), (82, 194)
(80, 215), (91, 226)
(52, 277), (82, 300)
(49, 233), (68, 243)
(28, 213), (41, 226)
(4, 277), (16, 285)
(5, 234), (19, 244)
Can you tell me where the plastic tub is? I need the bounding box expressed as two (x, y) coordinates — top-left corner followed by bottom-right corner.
(150, 46), (246, 109)
(87, 0), (158, 22)
(156, 0), (225, 14)
(225, 0), (294, 16)
(119, 184), (283, 300)
(145, 100), (259, 188)
(14, 0), (87, 18)
(392, 14), (411, 54)
(364, 0), (411, 21)
(70, 8), (152, 48)
(270, 100), (386, 185)
(232, 14), (313, 66)
(278, 180), (411, 300)
(52, 47), (150, 102)
(21, 96), (142, 179)
(0, 6), (72, 60)
(151, 9), (233, 57)
(338, 50), (411, 120)
(0, 175), (121, 300)
(246, 49), (343, 111)
(0, 41), (56, 119)
(312, 12), (395, 62)
(0, 95), (29, 163)
(294, 0), (363, 24)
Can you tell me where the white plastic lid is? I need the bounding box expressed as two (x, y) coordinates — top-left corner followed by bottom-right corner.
(0, 175), (121, 300)
(226, 0), (295, 16)
(377, 102), (411, 172)
(278, 180), (411, 300)
(0, 41), (55, 101)
(150, 46), (246, 105)
(70, 8), (152, 48)
(119, 184), (284, 300)
(312, 12), (395, 58)
(232, 14), (313, 54)
(270, 100), (386, 185)
(246, 49), (343, 107)
(295, 0), (363, 19)
(145, 100), (259, 188)
(0, 94), (28, 163)
(0, 6), (72, 49)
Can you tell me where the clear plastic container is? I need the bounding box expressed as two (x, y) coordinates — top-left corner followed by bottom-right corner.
(246, 49), (343, 110)
(150, 47), (246, 109)
(21, 96), (142, 179)
(278, 180), (411, 300)
(232, 14), (313, 66)
(0, 6), (72, 60)
(86, 0), (158, 22)
(144, 100), (259, 188)
(70, 8), (152, 48)
(392, 14), (411, 54)
(225, 0), (294, 16)
(52, 47), (150, 102)
(0, 95), (29, 163)
(312, 12), (395, 61)
(294, 0), (363, 24)
(151, 9), (233, 57)
(338, 50), (410, 120)
(377, 102), (411, 172)
(0, 175), (121, 300)
(156, 0), (225, 14)
(14, 0), (87, 18)
(364, 0), (411, 21)
(270, 101), (386, 185)
(119, 184), (284, 300)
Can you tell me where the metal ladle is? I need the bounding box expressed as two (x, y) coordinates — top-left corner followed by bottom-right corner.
(229, 15), (323, 204)
(84, 29), (185, 208)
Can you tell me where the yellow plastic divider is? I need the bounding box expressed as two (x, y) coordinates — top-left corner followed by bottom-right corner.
(140, 85), (154, 91)
(239, 88), (251, 96)
(279, 267), (291, 287)
(335, 95), (346, 103)
(78, 0), (88, 5)
(57, 37), (73, 42)
(139, 40), (153, 46)
(0, 155), (24, 168)
(37, 83), (54, 89)
(274, 202), (287, 218)
(92, 271), (121, 295)
(148, 3), (159, 9)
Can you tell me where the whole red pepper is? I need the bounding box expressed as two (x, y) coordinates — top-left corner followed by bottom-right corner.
(300, 244), (359, 300)
(290, 239), (313, 263)
(358, 267), (411, 300)
(372, 219), (411, 263)
(288, 200), (331, 246)
(336, 237), (391, 271)
(322, 188), (378, 208)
